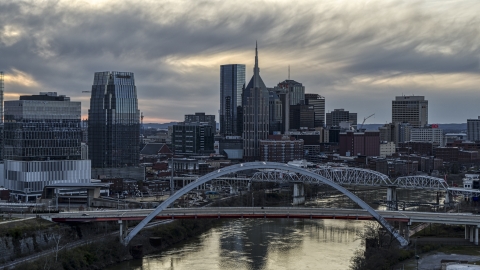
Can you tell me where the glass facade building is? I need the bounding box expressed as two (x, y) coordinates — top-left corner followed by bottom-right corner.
(4, 92), (82, 161)
(220, 64), (245, 136)
(2, 92), (90, 200)
(88, 71), (140, 168)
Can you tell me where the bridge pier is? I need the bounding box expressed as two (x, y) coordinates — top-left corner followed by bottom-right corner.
(230, 186), (239, 195)
(444, 191), (451, 205)
(386, 187), (397, 211)
(119, 220), (128, 240)
(292, 183), (305, 205)
(476, 227), (479, 246)
(399, 222), (410, 243)
(470, 225), (474, 243)
(465, 225), (469, 240)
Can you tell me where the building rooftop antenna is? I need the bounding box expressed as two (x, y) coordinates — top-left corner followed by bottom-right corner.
(288, 65), (290, 80)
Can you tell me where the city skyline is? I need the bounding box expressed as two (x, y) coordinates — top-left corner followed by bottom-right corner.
(1, 0), (479, 124)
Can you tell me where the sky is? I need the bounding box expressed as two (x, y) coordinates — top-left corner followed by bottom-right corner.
(0, 0), (479, 124)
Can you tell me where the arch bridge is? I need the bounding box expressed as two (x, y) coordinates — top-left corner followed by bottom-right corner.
(122, 162), (409, 247)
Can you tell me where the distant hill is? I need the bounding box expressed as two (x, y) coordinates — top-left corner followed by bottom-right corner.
(144, 122), (178, 129)
(144, 122), (220, 130)
(363, 123), (467, 132)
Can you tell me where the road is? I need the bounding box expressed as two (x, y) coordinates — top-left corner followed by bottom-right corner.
(48, 207), (480, 226)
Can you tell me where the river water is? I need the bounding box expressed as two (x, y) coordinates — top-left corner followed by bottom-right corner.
(107, 219), (365, 270)
(107, 187), (443, 270)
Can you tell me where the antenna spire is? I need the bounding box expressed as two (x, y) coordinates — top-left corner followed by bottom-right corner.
(254, 41), (260, 87)
(288, 65), (290, 80)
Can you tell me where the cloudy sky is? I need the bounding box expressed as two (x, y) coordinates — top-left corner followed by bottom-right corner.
(1, 0), (479, 124)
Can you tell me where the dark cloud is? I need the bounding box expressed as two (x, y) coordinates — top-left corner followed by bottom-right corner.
(0, 0), (479, 123)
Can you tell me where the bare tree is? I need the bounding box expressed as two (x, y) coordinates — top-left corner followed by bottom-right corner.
(49, 230), (64, 263)
(350, 221), (400, 270)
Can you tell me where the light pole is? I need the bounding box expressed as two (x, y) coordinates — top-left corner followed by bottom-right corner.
(415, 237), (420, 270)
(170, 157), (174, 196)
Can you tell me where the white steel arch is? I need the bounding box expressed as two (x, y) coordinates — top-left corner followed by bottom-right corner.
(122, 162), (408, 247)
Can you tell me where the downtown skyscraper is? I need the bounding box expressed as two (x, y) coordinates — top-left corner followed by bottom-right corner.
(220, 64), (245, 136)
(242, 44), (269, 161)
(392, 95), (428, 128)
(88, 71), (140, 168)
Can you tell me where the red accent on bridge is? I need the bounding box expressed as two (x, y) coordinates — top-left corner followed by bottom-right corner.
(51, 214), (409, 223)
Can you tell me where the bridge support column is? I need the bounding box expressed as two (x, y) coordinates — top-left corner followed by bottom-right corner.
(470, 226), (474, 243)
(386, 187), (397, 211)
(444, 191), (451, 205)
(292, 183), (305, 205)
(399, 222), (409, 243)
(476, 227), (479, 246)
(119, 220), (128, 241)
(465, 225), (469, 240)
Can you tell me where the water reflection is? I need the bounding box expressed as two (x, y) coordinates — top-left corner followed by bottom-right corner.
(107, 219), (363, 270)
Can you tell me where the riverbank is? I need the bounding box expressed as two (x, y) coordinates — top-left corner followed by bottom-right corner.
(8, 218), (221, 270)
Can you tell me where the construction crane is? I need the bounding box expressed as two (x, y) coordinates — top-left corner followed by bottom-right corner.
(359, 113), (375, 131)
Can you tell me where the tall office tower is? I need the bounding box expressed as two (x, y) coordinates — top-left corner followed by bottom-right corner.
(467, 117), (480, 141)
(274, 79), (305, 133)
(326, 109), (357, 127)
(88, 71), (140, 168)
(0, 71), (4, 160)
(0, 71), (3, 123)
(3, 92), (89, 200)
(242, 44), (269, 161)
(392, 96), (428, 128)
(276, 80), (305, 105)
(220, 64), (246, 136)
(305, 93), (325, 127)
(268, 90), (283, 134)
(185, 112), (216, 134)
(289, 104), (315, 130)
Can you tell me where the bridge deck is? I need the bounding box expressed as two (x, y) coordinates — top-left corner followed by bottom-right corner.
(49, 207), (480, 226)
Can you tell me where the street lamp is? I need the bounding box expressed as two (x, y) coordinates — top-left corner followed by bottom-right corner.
(415, 237), (420, 270)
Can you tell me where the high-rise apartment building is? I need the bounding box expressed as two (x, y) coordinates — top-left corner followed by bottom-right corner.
(242, 44), (269, 161)
(392, 96), (428, 128)
(220, 64), (245, 136)
(2, 92), (89, 201)
(305, 93), (325, 127)
(326, 109), (357, 127)
(88, 71), (140, 168)
(467, 117), (480, 141)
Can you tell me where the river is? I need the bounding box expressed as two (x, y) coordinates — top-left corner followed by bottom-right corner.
(106, 187), (443, 270)
(107, 218), (365, 270)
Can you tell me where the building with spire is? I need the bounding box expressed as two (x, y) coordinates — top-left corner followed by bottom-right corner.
(242, 43), (269, 161)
